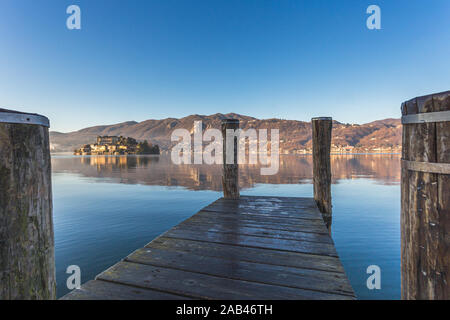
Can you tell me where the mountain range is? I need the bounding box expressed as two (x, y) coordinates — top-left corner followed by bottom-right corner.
(49, 113), (402, 153)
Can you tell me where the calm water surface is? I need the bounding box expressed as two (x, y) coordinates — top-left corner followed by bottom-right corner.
(52, 154), (400, 299)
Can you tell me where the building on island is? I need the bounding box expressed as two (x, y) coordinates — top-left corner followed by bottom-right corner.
(97, 136), (119, 145)
(74, 136), (160, 155)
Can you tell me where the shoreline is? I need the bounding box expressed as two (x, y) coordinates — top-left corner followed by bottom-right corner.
(50, 152), (401, 156)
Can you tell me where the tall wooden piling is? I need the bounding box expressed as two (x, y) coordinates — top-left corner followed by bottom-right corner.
(401, 91), (450, 300)
(221, 119), (240, 199)
(0, 109), (56, 300)
(312, 117), (332, 231)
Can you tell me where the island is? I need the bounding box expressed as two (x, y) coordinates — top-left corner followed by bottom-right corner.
(74, 136), (160, 155)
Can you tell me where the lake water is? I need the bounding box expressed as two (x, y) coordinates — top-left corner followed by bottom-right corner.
(52, 154), (401, 299)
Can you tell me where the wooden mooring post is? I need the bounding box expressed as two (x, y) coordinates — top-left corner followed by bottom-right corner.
(401, 90), (450, 300)
(0, 109), (56, 300)
(312, 117), (332, 232)
(221, 119), (240, 199)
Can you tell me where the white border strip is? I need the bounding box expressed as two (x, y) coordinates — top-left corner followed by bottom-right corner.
(402, 111), (450, 124)
(0, 112), (50, 127)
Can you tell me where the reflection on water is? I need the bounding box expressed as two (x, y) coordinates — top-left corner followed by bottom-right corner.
(52, 154), (400, 300)
(52, 154), (400, 190)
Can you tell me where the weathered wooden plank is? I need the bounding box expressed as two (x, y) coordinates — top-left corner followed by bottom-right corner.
(204, 205), (322, 219)
(202, 205), (323, 221)
(204, 203), (321, 216)
(208, 195), (320, 206)
(173, 220), (333, 244)
(403, 159), (450, 174)
(163, 228), (338, 257)
(126, 247), (354, 296)
(233, 195), (318, 203)
(96, 261), (353, 300)
(196, 209), (325, 226)
(193, 209), (327, 227)
(188, 212), (330, 234)
(60, 280), (189, 300)
(148, 237), (345, 273)
(179, 218), (329, 238)
(212, 196), (319, 208)
(216, 196), (319, 207)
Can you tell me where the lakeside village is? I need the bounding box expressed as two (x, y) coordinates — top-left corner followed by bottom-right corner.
(73, 135), (401, 156)
(74, 136), (160, 155)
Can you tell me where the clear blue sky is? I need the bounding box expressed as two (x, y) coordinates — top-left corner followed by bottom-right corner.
(1, 0), (449, 132)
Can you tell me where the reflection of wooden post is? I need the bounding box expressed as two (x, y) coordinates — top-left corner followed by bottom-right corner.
(0, 109), (56, 299)
(312, 117), (332, 231)
(401, 91), (450, 300)
(221, 119), (239, 199)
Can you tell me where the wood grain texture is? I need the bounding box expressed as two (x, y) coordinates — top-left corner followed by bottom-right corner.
(96, 261), (352, 300)
(163, 227), (338, 256)
(187, 211), (330, 234)
(126, 247), (354, 296)
(0, 120), (56, 299)
(221, 119), (239, 199)
(402, 160), (450, 174)
(312, 118), (332, 231)
(148, 237), (346, 273)
(62, 195), (354, 300)
(60, 280), (189, 300)
(202, 206), (322, 221)
(175, 220), (331, 241)
(401, 90), (450, 300)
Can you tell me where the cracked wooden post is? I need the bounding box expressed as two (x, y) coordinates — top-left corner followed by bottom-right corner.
(0, 109), (56, 300)
(312, 117), (332, 232)
(221, 119), (240, 199)
(401, 90), (450, 300)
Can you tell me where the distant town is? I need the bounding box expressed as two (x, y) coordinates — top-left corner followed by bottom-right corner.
(74, 136), (160, 155)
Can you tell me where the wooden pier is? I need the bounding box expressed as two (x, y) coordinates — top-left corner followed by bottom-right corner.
(62, 195), (355, 300)
(62, 118), (354, 300)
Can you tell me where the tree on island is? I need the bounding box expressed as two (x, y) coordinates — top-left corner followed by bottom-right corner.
(136, 140), (160, 155)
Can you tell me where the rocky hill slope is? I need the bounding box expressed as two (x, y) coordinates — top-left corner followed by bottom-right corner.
(50, 113), (402, 153)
